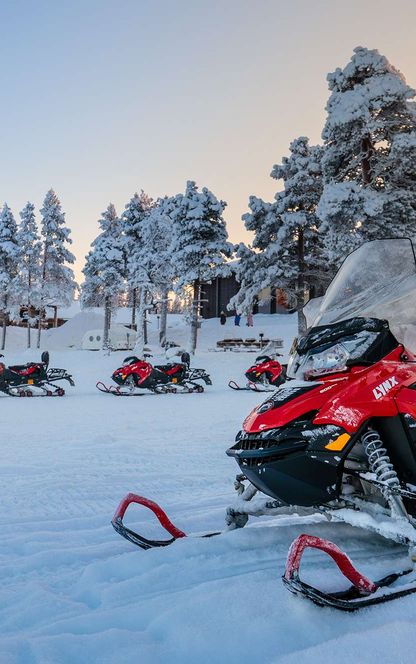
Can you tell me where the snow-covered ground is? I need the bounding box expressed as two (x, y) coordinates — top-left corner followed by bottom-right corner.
(1, 313), (415, 664)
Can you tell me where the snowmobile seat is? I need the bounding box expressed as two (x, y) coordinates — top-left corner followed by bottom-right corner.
(9, 363), (39, 373)
(155, 364), (177, 373)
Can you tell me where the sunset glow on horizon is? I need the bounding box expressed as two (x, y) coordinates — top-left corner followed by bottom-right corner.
(1, 0), (415, 283)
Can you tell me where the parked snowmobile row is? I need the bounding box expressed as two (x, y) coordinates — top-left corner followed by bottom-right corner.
(96, 352), (212, 396)
(0, 351), (74, 396)
(111, 238), (416, 611)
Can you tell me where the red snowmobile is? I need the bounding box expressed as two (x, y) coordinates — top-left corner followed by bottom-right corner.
(228, 354), (286, 391)
(111, 239), (416, 610)
(0, 351), (74, 396)
(97, 352), (212, 396)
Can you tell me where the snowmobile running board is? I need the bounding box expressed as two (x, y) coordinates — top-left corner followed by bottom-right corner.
(111, 493), (220, 549)
(283, 534), (416, 610)
(228, 380), (275, 392)
(1, 384), (67, 397)
(97, 381), (204, 396)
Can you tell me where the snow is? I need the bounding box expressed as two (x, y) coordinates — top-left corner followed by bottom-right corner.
(1, 312), (414, 664)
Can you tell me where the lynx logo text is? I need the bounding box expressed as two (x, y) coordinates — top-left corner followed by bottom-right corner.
(373, 376), (398, 400)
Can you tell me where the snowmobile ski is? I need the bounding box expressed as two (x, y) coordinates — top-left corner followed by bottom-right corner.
(283, 534), (416, 611)
(111, 493), (220, 549)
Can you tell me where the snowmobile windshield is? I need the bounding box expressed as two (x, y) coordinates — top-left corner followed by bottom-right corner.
(313, 239), (416, 349)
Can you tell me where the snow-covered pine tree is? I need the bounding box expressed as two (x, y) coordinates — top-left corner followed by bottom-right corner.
(121, 190), (154, 340)
(231, 138), (327, 334)
(15, 202), (42, 347)
(82, 203), (125, 350)
(138, 196), (175, 348)
(271, 137), (327, 332)
(170, 181), (233, 353)
(318, 46), (416, 261)
(0, 204), (19, 349)
(38, 189), (76, 347)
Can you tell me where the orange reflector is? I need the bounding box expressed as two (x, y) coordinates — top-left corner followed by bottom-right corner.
(28, 379), (34, 385)
(325, 433), (351, 451)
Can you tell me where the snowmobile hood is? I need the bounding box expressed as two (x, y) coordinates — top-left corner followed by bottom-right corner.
(243, 380), (326, 433)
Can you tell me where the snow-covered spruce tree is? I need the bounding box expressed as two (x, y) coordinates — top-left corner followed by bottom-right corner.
(318, 46), (416, 261)
(15, 202), (42, 347)
(38, 190), (76, 347)
(137, 196), (175, 348)
(82, 204), (125, 350)
(170, 181), (233, 353)
(231, 137), (327, 334)
(0, 204), (19, 349)
(121, 190), (154, 343)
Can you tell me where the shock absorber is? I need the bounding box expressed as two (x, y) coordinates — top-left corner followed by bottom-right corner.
(362, 428), (409, 519)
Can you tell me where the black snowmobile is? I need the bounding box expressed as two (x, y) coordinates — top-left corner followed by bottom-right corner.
(0, 351), (74, 396)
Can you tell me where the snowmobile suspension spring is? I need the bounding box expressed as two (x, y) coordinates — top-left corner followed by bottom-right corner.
(362, 429), (400, 495)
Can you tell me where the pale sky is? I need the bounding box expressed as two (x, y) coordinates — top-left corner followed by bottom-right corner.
(1, 0), (415, 282)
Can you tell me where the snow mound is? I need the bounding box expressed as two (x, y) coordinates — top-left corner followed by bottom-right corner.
(44, 311), (106, 349)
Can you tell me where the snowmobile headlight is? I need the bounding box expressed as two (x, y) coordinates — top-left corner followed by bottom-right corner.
(288, 330), (378, 380)
(303, 343), (349, 379)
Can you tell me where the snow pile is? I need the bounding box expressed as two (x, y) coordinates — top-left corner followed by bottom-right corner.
(44, 311), (106, 349)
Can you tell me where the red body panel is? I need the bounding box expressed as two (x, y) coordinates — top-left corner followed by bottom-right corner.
(113, 360), (183, 386)
(246, 359), (283, 383)
(113, 360), (153, 385)
(244, 347), (416, 434)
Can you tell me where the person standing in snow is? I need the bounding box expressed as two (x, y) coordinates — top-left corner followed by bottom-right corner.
(246, 312), (253, 327)
(220, 311), (227, 325)
(234, 313), (241, 326)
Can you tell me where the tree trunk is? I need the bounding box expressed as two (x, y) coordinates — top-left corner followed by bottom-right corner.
(53, 305), (58, 328)
(27, 271), (32, 349)
(361, 134), (374, 185)
(189, 279), (200, 354)
(1, 315), (7, 351)
(103, 296), (112, 351)
(143, 290), (149, 346)
(131, 288), (137, 329)
(37, 240), (48, 350)
(37, 310), (42, 349)
(134, 288), (146, 355)
(297, 228), (307, 336)
(159, 286), (169, 348)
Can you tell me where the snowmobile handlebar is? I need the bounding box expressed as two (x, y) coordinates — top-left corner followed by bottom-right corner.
(284, 534), (378, 595)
